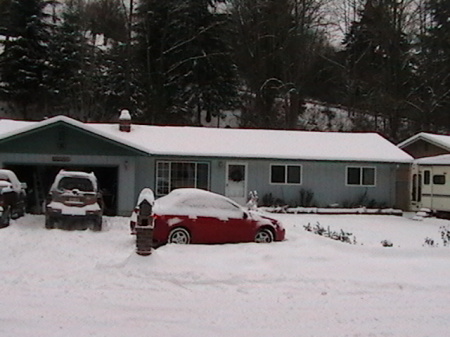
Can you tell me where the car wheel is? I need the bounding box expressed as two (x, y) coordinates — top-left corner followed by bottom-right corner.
(168, 228), (191, 244)
(255, 228), (274, 243)
(0, 207), (11, 228)
(91, 217), (103, 232)
(18, 203), (26, 217)
(45, 217), (55, 229)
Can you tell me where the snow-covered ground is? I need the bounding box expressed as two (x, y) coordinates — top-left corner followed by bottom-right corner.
(1, 212), (450, 337)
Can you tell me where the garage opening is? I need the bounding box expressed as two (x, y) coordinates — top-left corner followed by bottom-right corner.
(5, 164), (119, 216)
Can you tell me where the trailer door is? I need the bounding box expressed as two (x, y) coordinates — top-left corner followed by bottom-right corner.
(421, 166), (450, 212)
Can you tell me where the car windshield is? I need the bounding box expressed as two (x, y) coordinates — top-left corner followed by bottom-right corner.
(58, 177), (94, 192)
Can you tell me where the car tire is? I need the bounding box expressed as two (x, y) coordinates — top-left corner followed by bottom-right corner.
(91, 217), (103, 232)
(0, 206), (11, 228)
(45, 217), (55, 229)
(18, 202), (26, 218)
(255, 228), (274, 243)
(168, 228), (191, 244)
(11, 203), (25, 220)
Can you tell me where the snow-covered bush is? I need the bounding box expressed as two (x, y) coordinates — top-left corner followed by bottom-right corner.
(439, 226), (450, 247)
(304, 222), (355, 244)
(423, 237), (437, 247)
(380, 240), (393, 247)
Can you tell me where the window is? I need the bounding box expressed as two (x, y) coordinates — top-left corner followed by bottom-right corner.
(156, 161), (209, 196)
(412, 174), (422, 202)
(423, 170), (430, 185)
(270, 165), (301, 184)
(433, 174), (445, 185)
(346, 167), (375, 186)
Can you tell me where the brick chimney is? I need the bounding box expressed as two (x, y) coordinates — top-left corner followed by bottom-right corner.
(119, 109), (131, 132)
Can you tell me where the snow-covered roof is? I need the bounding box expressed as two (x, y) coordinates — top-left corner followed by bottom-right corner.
(398, 132), (450, 152)
(0, 115), (413, 163)
(415, 154), (450, 165)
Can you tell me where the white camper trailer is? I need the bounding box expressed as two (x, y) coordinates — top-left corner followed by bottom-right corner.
(411, 155), (450, 217)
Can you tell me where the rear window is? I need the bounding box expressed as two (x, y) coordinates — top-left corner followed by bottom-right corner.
(58, 177), (94, 192)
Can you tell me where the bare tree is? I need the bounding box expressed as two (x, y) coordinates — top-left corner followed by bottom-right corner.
(231, 0), (331, 129)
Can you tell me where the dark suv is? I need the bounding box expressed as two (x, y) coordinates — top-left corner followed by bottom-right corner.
(45, 170), (103, 231)
(0, 169), (27, 227)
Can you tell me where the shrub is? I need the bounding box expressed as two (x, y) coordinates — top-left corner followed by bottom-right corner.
(303, 222), (356, 244)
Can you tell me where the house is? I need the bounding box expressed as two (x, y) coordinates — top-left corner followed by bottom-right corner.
(0, 115), (413, 215)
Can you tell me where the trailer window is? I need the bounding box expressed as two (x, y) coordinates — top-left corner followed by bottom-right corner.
(423, 170), (430, 185)
(433, 174), (446, 185)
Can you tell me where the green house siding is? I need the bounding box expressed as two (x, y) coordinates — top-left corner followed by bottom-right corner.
(243, 159), (398, 207)
(133, 157), (400, 208)
(0, 123), (145, 156)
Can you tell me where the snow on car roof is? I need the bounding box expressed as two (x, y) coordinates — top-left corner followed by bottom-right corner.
(0, 180), (12, 188)
(153, 188), (245, 219)
(0, 115), (413, 163)
(51, 170), (98, 190)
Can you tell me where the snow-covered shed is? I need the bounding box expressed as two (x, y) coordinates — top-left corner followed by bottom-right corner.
(0, 115), (412, 215)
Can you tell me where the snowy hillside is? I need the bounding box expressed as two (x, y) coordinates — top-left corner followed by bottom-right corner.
(1, 212), (450, 336)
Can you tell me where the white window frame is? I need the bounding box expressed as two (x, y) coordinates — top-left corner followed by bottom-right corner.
(156, 160), (210, 196)
(269, 164), (302, 185)
(346, 166), (376, 187)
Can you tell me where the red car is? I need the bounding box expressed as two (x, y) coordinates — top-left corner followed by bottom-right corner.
(132, 188), (285, 246)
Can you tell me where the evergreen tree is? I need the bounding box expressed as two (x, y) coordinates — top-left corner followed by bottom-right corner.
(0, 0), (56, 118)
(343, 0), (414, 140)
(0, 0), (14, 38)
(46, 0), (131, 121)
(413, 0), (450, 130)
(47, 0), (90, 118)
(84, 0), (127, 45)
(134, 0), (238, 124)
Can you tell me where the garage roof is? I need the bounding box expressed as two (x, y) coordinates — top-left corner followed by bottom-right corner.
(0, 115), (413, 163)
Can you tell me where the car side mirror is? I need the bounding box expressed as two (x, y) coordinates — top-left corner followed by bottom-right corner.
(243, 211), (249, 220)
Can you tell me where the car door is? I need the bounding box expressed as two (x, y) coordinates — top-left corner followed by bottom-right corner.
(221, 214), (256, 243)
(191, 215), (229, 244)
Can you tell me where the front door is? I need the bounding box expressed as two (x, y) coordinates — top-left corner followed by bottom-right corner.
(225, 163), (247, 205)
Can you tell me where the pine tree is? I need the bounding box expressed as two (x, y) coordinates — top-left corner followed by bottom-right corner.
(0, 0), (14, 38)
(0, 0), (55, 118)
(171, 0), (239, 125)
(47, 0), (90, 118)
(414, 0), (450, 130)
(343, 0), (414, 140)
(46, 0), (131, 121)
(133, 0), (238, 124)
